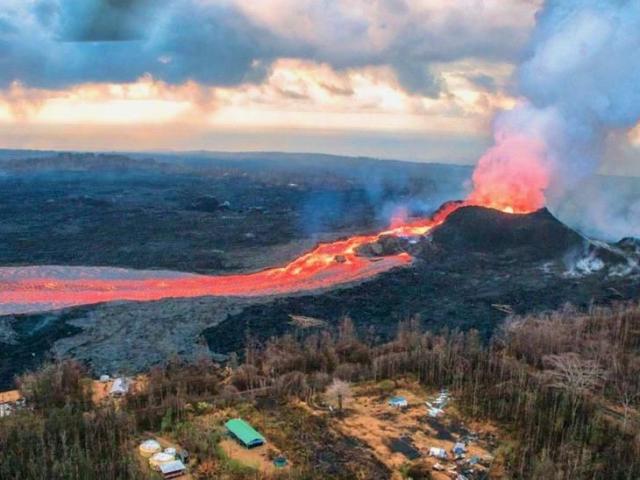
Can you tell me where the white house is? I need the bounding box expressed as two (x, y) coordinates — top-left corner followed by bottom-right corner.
(110, 377), (131, 396)
(429, 447), (448, 459)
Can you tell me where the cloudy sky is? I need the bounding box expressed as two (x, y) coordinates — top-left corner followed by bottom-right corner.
(0, 0), (603, 163)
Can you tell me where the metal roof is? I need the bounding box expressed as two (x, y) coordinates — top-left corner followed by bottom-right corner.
(225, 418), (266, 448)
(159, 460), (186, 474)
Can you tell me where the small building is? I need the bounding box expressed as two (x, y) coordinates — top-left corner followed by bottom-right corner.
(388, 396), (408, 408)
(139, 439), (162, 458)
(429, 447), (448, 459)
(453, 442), (467, 456)
(110, 377), (131, 397)
(0, 403), (13, 418)
(149, 452), (175, 471)
(160, 460), (187, 479)
(225, 418), (266, 449)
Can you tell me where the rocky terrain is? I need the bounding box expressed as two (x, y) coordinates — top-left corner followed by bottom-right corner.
(204, 206), (640, 355)
(1, 151), (639, 389)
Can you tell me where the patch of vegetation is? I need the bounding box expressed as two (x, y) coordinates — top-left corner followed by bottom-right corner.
(3, 303), (640, 478)
(0, 362), (144, 480)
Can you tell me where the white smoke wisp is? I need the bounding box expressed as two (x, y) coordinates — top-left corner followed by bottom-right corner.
(468, 0), (640, 237)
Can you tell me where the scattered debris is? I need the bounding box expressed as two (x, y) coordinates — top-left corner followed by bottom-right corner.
(388, 437), (421, 460)
(388, 396), (408, 408)
(429, 447), (448, 459)
(491, 304), (514, 314)
(426, 388), (450, 417)
(288, 315), (328, 329)
(427, 406), (443, 418)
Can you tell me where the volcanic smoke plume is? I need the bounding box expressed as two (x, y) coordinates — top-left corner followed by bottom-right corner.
(467, 0), (640, 224)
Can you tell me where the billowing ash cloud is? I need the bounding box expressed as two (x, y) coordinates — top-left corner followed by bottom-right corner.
(468, 0), (640, 239)
(0, 0), (535, 95)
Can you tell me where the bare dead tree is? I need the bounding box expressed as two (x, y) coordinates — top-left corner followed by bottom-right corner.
(614, 379), (640, 430)
(325, 379), (352, 412)
(543, 353), (606, 395)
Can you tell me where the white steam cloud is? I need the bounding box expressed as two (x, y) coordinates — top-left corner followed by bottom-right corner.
(469, 0), (640, 239)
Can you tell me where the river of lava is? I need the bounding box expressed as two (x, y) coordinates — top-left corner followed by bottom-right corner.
(0, 203), (467, 315)
(0, 200), (534, 316)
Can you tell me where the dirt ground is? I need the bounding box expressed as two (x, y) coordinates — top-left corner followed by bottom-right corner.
(136, 434), (192, 480)
(1, 377), (145, 406)
(196, 407), (291, 476)
(219, 439), (289, 475)
(320, 381), (496, 480)
(91, 375), (147, 404)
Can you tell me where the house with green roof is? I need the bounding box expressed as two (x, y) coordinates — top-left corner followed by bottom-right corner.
(225, 418), (266, 449)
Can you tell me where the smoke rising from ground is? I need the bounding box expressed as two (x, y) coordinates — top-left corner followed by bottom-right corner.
(469, 0), (640, 238)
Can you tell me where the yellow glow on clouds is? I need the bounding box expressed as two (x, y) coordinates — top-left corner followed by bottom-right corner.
(209, 59), (513, 133)
(0, 59), (515, 135)
(629, 124), (640, 145)
(0, 77), (201, 125)
(36, 99), (191, 125)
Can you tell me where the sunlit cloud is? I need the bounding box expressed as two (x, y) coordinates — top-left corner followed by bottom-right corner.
(0, 59), (515, 137)
(0, 0), (547, 160)
(0, 77), (210, 125)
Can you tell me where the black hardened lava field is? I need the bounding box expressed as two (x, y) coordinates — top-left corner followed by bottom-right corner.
(1, 153), (639, 388)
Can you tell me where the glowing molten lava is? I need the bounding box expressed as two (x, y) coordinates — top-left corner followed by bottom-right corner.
(0, 187), (538, 316)
(466, 134), (549, 214)
(0, 202), (467, 315)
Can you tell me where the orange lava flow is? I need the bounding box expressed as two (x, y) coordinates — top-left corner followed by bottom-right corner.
(0, 196), (538, 316)
(0, 203), (463, 315)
